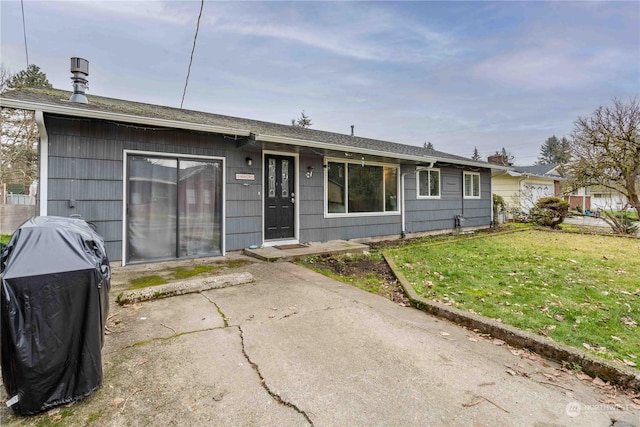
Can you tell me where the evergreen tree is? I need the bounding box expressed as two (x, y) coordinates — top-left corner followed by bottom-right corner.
(538, 135), (571, 164)
(291, 110), (312, 128)
(471, 146), (481, 161)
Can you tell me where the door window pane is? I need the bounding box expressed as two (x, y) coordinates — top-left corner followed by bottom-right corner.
(268, 158), (276, 198)
(178, 160), (222, 258)
(281, 159), (289, 198)
(128, 156), (177, 262)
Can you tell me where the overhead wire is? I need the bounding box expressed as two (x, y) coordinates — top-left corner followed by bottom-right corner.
(20, 0), (29, 66)
(180, 0), (204, 109)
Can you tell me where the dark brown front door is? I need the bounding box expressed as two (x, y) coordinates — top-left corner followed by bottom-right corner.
(264, 154), (295, 240)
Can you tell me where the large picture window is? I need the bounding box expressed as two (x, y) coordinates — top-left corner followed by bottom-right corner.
(326, 160), (399, 215)
(464, 171), (480, 198)
(417, 169), (440, 198)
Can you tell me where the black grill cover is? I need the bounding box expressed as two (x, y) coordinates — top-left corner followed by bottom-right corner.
(1, 216), (110, 415)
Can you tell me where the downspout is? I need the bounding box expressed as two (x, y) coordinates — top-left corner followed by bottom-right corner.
(490, 170), (494, 226)
(400, 171), (409, 238)
(35, 111), (48, 216)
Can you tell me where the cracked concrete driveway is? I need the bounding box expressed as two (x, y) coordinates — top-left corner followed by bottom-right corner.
(2, 258), (639, 426)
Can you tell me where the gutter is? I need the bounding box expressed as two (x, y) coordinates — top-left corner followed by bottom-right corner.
(35, 111), (48, 216)
(255, 134), (439, 165)
(0, 97), (251, 138)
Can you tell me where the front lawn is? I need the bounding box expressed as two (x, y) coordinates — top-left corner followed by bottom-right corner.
(387, 230), (639, 367)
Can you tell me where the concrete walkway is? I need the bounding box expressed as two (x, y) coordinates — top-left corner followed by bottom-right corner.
(2, 260), (638, 426)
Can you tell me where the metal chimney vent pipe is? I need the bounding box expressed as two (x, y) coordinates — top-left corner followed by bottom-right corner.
(350, 125), (354, 137)
(69, 57), (89, 104)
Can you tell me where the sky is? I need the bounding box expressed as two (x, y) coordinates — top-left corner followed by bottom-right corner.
(1, 1), (638, 165)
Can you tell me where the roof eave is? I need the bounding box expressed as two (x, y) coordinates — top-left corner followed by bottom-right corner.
(0, 97), (251, 138)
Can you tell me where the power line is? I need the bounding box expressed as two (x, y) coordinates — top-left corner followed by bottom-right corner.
(21, 0), (29, 66)
(180, 0), (204, 109)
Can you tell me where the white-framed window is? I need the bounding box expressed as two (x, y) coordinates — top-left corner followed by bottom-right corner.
(325, 159), (399, 216)
(464, 172), (480, 198)
(417, 169), (440, 198)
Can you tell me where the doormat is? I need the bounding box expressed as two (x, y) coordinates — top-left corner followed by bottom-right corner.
(274, 244), (307, 250)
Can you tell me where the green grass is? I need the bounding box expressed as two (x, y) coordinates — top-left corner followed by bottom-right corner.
(1, 234), (11, 245)
(128, 275), (167, 290)
(172, 265), (215, 279)
(387, 230), (640, 367)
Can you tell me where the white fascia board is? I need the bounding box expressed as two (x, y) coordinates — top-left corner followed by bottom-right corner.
(0, 98), (251, 137)
(255, 134), (439, 164)
(255, 134), (508, 170)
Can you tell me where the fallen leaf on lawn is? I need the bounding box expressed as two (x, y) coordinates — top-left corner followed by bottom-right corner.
(423, 280), (433, 288)
(576, 372), (592, 381)
(553, 314), (565, 322)
(506, 369), (516, 376)
(621, 316), (637, 327)
(113, 397), (125, 406)
(569, 259), (578, 264)
(623, 359), (637, 367)
(539, 306), (550, 312)
(610, 336), (622, 342)
(627, 353), (637, 359)
(583, 343), (593, 350)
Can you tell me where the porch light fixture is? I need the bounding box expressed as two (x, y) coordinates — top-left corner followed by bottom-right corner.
(245, 157), (253, 166)
(306, 166), (315, 178)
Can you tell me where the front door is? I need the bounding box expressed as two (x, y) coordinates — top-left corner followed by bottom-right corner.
(264, 154), (295, 240)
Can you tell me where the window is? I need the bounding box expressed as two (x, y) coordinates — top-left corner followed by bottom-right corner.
(417, 169), (440, 198)
(326, 160), (399, 215)
(464, 172), (480, 198)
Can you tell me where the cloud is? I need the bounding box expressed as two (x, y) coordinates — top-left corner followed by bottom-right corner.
(68, 1), (194, 26)
(206, 4), (457, 64)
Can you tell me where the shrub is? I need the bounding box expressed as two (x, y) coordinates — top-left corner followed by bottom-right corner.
(529, 197), (569, 229)
(493, 194), (506, 212)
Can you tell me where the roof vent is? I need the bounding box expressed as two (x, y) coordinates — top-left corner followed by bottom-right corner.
(69, 57), (89, 104)
(350, 125), (354, 137)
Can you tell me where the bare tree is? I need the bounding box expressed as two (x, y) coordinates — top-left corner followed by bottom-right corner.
(1, 64), (51, 195)
(567, 98), (640, 218)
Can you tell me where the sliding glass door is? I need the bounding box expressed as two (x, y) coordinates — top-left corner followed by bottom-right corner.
(127, 155), (223, 263)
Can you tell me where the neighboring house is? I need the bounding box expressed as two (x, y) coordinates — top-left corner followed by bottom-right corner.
(1, 86), (505, 265)
(565, 186), (629, 212)
(492, 164), (562, 215)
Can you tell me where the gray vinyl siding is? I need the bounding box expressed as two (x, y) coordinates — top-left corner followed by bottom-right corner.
(44, 114), (492, 262)
(44, 114), (262, 261)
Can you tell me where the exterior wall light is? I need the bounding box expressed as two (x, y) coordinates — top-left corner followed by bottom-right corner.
(245, 157), (253, 167)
